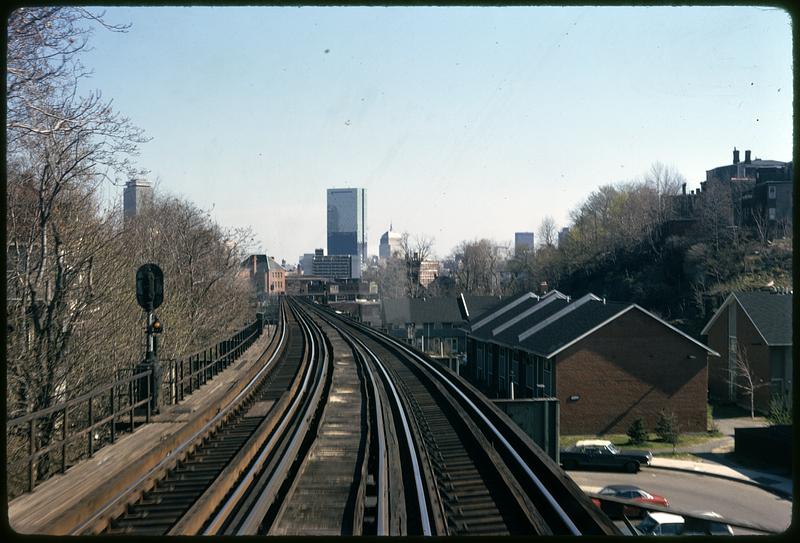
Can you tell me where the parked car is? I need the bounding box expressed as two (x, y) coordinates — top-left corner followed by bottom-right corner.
(590, 484), (669, 517)
(684, 511), (735, 536)
(560, 439), (653, 473)
(635, 511), (685, 535)
(635, 511), (734, 536)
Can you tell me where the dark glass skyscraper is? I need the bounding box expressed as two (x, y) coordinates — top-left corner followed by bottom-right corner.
(327, 188), (366, 277)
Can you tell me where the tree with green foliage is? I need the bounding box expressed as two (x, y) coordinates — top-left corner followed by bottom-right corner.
(655, 410), (681, 453)
(767, 395), (792, 426)
(626, 418), (648, 445)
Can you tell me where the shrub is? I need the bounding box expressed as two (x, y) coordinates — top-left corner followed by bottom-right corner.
(626, 418), (648, 445)
(768, 395), (793, 425)
(655, 410), (681, 452)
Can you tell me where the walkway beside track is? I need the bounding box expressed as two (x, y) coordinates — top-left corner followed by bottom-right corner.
(9, 327), (276, 535)
(270, 319), (366, 535)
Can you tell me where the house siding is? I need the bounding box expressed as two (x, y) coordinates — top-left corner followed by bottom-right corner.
(706, 301), (773, 413)
(556, 309), (708, 435)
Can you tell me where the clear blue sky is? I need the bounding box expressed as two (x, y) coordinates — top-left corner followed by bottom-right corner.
(81, 6), (793, 262)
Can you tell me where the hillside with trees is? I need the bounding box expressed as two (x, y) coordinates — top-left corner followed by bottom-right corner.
(391, 162), (792, 338)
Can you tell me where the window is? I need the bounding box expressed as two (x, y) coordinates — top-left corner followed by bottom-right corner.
(543, 358), (552, 396)
(769, 185), (777, 199)
(511, 356), (519, 384)
(525, 359), (534, 393)
(450, 338), (458, 352)
(768, 207), (776, 220)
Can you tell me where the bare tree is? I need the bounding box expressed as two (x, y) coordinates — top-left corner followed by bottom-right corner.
(537, 216), (557, 248)
(400, 232), (436, 298)
(643, 161), (685, 223)
(750, 207), (770, 247)
(727, 345), (770, 419)
(699, 180), (733, 253)
(451, 239), (506, 296)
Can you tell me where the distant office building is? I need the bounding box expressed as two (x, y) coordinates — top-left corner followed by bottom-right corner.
(123, 179), (153, 220)
(299, 253), (316, 275)
(312, 249), (356, 280)
(514, 232), (535, 255)
(558, 227), (570, 247)
(379, 225), (404, 259)
(327, 188), (367, 267)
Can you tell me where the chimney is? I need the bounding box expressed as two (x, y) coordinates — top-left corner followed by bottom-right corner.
(733, 147), (740, 164)
(745, 150), (752, 164)
(538, 280), (549, 295)
(682, 183), (687, 196)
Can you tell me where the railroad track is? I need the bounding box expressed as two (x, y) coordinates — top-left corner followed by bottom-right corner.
(82, 297), (618, 536)
(301, 299), (620, 536)
(96, 300), (306, 535)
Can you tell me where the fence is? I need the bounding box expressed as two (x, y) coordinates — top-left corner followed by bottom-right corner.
(6, 315), (264, 497)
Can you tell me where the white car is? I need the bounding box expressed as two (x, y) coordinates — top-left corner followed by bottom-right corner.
(636, 512), (685, 535)
(684, 511), (735, 536)
(636, 511), (735, 536)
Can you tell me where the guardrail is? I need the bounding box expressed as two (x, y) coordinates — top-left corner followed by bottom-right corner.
(163, 319), (262, 405)
(7, 316), (264, 497)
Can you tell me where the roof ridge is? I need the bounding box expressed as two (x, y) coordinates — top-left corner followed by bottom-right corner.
(518, 293), (602, 342)
(491, 293), (566, 336)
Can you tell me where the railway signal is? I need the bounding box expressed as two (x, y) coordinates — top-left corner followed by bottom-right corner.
(135, 264), (165, 413)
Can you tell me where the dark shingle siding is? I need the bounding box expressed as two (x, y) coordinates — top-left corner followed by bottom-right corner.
(734, 292), (793, 345)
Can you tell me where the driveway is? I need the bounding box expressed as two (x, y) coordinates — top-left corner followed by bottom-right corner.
(666, 415), (770, 455)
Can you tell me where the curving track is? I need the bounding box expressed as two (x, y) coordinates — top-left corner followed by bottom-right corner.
(85, 297), (618, 536)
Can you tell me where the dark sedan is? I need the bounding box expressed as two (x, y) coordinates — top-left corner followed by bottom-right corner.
(560, 440), (653, 473)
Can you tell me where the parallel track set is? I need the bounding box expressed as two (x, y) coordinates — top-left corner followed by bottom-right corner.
(89, 297), (618, 536)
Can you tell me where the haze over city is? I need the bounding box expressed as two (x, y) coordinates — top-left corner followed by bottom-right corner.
(80, 5), (793, 261)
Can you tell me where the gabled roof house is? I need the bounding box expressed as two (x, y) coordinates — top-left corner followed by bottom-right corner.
(701, 290), (792, 412)
(465, 290), (718, 434)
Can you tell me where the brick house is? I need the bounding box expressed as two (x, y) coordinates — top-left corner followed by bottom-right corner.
(239, 254), (268, 297)
(465, 290), (718, 435)
(266, 256), (286, 296)
(701, 290), (793, 413)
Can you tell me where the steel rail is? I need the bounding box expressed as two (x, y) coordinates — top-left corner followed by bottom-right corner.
(202, 301), (323, 534)
(316, 303), (583, 536)
(69, 307), (289, 535)
(353, 338), (389, 535)
(313, 310), (390, 535)
(233, 300), (331, 535)
(307, 305), (433, 536)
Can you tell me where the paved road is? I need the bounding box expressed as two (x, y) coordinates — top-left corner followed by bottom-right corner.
(567, 467), (792, 534)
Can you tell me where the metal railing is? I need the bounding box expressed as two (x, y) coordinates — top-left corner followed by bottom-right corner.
(6, 316), (264, 497)
(6, 369), (153, 495)
(162, 319), (262, 405)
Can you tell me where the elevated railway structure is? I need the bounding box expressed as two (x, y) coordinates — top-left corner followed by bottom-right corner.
(8, 297), (623, 536)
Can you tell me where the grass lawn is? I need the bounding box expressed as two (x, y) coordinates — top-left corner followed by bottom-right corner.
(559, 432), (723, 451)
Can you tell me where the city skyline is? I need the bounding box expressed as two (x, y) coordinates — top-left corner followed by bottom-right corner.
(76, 6), (793, 262)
